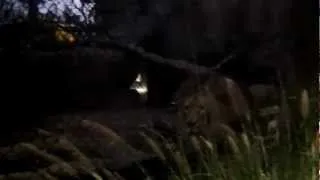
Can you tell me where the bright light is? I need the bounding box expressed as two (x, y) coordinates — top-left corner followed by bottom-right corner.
(135, 74), (142, 82)
(136, 86), (148, 95)
(131, 73), (148, 96)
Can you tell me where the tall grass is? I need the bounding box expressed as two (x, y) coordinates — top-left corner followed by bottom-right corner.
(142, 89), (319, 180)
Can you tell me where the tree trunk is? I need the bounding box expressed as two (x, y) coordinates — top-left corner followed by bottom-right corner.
(28, 0), (38, 23)
(291, 0), (318, 95)
(285, 0), (318, 149)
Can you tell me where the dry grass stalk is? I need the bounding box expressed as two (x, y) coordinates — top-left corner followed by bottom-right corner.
(300, 89), (310, 119)
(140, 132), (167, 162)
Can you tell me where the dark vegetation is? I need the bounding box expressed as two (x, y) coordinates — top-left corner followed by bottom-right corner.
(0, 0), (318, 179)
